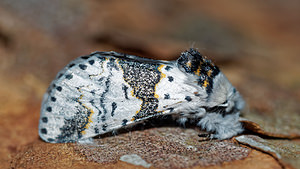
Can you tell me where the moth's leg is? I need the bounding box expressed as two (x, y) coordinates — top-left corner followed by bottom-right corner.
(176, 108), (206, 128)
(197, 112), (243, 139)
(176, 113), (188, 128)
(111, 129), (118, 136)
(194, 108), (206, 118)
(198, 133), (210, 137)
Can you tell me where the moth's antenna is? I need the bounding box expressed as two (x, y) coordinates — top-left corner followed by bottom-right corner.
(189, 41), (196, 49)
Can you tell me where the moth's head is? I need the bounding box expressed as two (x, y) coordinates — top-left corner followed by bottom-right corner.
(177, 48), (244, 113)
(208, 73), (245, 114)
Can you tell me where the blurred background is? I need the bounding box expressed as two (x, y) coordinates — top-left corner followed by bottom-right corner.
(0, 0), (299, 168)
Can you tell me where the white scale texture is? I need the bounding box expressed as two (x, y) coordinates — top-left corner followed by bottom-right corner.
(39, 49), (245, 143)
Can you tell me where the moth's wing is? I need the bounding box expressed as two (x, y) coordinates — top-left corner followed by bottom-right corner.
(155, 64), (209, 116)
(79, 84), (141, 135)
(39, 54), (147, 142)
(39, 55), (113, 143)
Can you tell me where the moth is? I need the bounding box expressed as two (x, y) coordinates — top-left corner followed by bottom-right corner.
(39, 48), (245, 143)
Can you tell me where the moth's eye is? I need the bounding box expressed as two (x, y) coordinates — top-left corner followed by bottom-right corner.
(219, 100), (228, 107)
